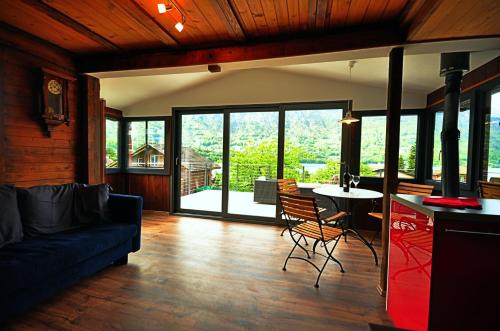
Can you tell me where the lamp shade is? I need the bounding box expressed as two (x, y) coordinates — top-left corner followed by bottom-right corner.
(338, 111), (359, 124)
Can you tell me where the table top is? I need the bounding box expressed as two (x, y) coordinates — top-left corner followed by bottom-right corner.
(313, 185), (383, 200)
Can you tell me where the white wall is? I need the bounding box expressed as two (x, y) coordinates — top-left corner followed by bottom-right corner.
(122, 68), (427, 116)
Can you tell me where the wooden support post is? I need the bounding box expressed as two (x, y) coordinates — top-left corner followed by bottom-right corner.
(0, 49), (4, 184)
(79, 74), (104, 185)
(378, 47), (404, 296)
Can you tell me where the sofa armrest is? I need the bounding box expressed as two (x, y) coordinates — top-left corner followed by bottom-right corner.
(108, 194), (143, 252)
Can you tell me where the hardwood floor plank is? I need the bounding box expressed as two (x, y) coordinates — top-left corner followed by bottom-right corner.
(6, 212), (391, 330)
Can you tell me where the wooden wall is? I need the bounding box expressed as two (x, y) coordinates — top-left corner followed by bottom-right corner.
(0, 27), (80, 187)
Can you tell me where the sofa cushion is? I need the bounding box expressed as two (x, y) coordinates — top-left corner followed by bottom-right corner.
(0, 222), (137, 297)
(74, 183), (112, 225)
(17, 183), (81, 237)
(0, 185), (23, 248)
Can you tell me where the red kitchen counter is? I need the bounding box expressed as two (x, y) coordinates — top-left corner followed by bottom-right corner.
(387, 194), (500, 331)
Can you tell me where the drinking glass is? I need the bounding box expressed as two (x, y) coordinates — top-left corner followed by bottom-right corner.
(352, 175), (360, 188)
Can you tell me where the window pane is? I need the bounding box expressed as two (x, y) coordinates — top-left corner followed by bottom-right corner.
(284, 109), (343, 183)
(486, 90), (500, 180)
(360, 116), (386, 177)
(105, 118), (119, 168)
(147, 121), (165, 168)
(399, 115), (418, 179)
(432, 101), (470, 182)
(128, 121), (146, 168)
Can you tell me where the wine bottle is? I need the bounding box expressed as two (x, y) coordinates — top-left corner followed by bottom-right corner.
(343, 165), (351, 193)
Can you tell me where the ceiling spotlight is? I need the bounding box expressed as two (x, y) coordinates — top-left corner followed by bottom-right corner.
(158, 1), (186, 32)
(175, 21), (184, 32)
(157, 3), (171, 14)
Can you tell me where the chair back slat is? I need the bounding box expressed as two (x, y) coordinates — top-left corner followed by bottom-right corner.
(478, 181), (500, 199)
(277, 179), (300, 195)
(278, 193), (320, 223)
(397, 182), (433, 196)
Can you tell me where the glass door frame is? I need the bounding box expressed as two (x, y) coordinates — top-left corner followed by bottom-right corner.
(172, 101), (348, 223)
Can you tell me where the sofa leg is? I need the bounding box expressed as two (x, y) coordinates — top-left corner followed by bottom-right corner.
(115, 255), (128, 265)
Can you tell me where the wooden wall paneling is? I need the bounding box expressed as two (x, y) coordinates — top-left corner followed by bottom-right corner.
(0, 47), (4, 183)
(0, 28), (80, 187)
(127, 174), (170, 211)
(79, 74), (104, 185)
(379, 47), (404, 296)
(0, 24), (75, 72)
(105, 173), (127, 194)
(99, 99), (106, 183)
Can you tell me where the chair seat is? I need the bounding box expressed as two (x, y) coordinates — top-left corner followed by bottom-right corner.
(294, 221), (344, 241)
(368, 212), (383, 221)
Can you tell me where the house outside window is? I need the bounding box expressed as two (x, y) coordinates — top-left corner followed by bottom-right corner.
(126, 118), (170, 174)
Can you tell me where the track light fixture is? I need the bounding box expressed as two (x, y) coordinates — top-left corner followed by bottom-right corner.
(157, 1), (186, 33)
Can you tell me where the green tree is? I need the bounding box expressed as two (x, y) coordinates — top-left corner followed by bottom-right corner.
(310, 159), (340, 183)
(399, 155), (405, 169)
(407, 144), (416, 171)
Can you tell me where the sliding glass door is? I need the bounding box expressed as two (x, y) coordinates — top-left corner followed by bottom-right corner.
(179, 113), (224, 214)
(174, 102), (347, 222)
(228, 111), (279, 218)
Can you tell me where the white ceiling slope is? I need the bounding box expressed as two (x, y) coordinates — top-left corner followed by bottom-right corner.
(100, 40), (500, 112)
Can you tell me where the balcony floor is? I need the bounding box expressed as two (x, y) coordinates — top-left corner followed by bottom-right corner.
(181, 190), (276, 218)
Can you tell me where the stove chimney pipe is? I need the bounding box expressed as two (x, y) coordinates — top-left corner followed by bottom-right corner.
(439, 52), (469, 197)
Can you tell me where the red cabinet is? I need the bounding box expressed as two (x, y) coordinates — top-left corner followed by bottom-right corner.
(387, 195), (500, 331)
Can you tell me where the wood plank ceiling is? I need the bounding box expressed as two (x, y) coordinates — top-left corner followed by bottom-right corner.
(0, 0), (498, 60)
(0, 0), (412, 54)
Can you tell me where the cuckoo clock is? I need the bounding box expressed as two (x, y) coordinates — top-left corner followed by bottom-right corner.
(40, 68), (75, 137)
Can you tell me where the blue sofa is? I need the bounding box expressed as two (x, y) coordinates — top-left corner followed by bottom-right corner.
(0, 188), (143, 325)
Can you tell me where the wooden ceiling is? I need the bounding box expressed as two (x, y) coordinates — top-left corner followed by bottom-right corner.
(0, 0), (498, 70)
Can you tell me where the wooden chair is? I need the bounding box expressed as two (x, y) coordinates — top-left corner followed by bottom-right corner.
(277, 179), (327, 237)
(478, 180), (500, 199)
(278, 193), (345, 288)
(368, 182), (434, 243)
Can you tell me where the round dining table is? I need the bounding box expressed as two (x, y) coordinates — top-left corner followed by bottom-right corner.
(313, 185), (383, 265)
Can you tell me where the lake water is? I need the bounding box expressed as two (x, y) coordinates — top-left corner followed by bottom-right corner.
(301, 163), (326, 174)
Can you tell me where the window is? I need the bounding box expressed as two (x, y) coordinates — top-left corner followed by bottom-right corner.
(127, 119), (168, 172)
(431, 101), (470, 182)
(399, 115), (418, 179)
(284, 108), (343, 183)
(105, 118), (120, 169)
(484, 88), (500, 181)
(360, 116), (386, 177)
(359, 114), (419, 178)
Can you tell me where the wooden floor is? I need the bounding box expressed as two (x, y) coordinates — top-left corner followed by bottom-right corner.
(7, 212), (391, 331)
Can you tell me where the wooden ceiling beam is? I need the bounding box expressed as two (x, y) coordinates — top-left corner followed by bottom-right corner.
(77, 25), (406, 73)
(213, 0), (246, 41)
(109, 0), (180, 48)
(21, 0), (121, 51)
